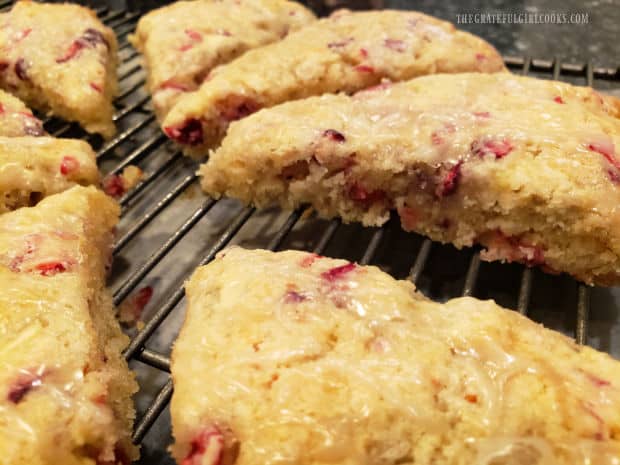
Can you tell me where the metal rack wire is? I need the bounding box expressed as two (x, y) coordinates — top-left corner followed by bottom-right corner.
(4, 3), (619, 463)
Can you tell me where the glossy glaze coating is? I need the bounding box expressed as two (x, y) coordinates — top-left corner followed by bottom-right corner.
(171, 247), (620, 465)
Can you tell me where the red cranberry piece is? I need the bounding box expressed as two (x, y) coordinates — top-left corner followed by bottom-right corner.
(8, 370), (44, 403)
(299, 253), (321, 267)
(16, 28), (32, 42)
(588, 140), (619, 170)
(0, 103), (4, 114)
(471, 138), (513, 159)
(348, 182), (385, 205)
(182, 426), (225, 465)
(185, 29), (203, 41)
(384, 38), (406, 52)
(216, 29), (232, 37)
(0, 61), (8, 72)
(122, 286), (154, 322)
(473, 111), (491, 118)
(484, 230), (546, 267)
(475, 53), (487, 61)
(90, 82), (102, 92)
(359, 48), (369, 58)
(436, 161), (462, 197)
(102, 174), (126, 198)
(164, 118), (204, 146)
(321, 262), (357, 282)
(217, 95), (259, 122)
(82, 28), (109, 48)
(554, 96), (565, 104)
(35, 261), (71, 276)
(323, 129), (345, 143)
(14, 58), (29, 81)
(8, 236), (38, 272)
(581, 400), (607, 441)
(430, 122), (456, 146)
(284, 290), (307, 303)
(580, 369), (611, 387)
(56, 40), (86, 63)
(354, 64), (374, 73)
(60, 155), (80, 175)
(159, 79), (190, 92)
(220, 96), (260, 121)
(134, 286), (154, 309)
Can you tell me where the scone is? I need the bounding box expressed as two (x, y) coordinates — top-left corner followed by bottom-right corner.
(0, 89), (45, 137)
(130, 0), (315, 120)
(0, 136), (99, 213)
(0, 186), (138, 465)
(200, 73), (620, 285)
(0, 1), (118, 137)
(162, 9), (506, 155)
(171, 247), (620, 465)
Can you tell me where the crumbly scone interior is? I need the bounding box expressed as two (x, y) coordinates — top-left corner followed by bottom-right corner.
(200, 74), (620, 284)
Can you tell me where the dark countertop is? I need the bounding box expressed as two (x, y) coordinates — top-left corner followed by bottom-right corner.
(385, 0), (619, 68)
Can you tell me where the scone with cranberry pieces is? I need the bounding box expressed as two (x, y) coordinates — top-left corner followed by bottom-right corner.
(0, 136), (99, 213)
(162, 8), (505, 155)
(200, 73), (620, 285)
(130, 0), (315, 120)
(171, 247), (620, 465)
(0, 89), (45, 137)
(0, 186), (138, 465)
(0, 1), (118, 137)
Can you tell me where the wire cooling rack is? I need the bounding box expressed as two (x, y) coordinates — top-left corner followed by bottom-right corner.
(2, 2), (619, 463)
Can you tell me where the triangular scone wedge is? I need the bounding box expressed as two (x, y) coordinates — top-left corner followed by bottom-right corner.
(200, 73), (620, 285)
(0, 1), (118, 138)
(162, 9), (506, 156)
(0, 136), (99, 213)
(0, 89), (45, 137)
(0, 186), (138, 464)
(171, 247), (620, 465)
(130, 0), (315, 121)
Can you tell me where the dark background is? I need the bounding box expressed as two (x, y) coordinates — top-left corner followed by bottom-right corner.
(86, 0), (620, 67)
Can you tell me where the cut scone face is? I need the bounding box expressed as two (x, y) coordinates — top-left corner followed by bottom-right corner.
(0, 1), (118, 138)
(0, 186), (138, 465)
(0, 89), (45, 137)
(162, 8), (506, 156)
(0, 136), (99, 213)
(130, 0), (315, 121)
(200, 73), (620, 285)
(171, 247), (620, 465)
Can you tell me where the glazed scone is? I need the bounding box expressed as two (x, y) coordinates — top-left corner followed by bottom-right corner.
(130, 0), (315, 121)
(0, 1), (118, 137)
(162, 8), (506, 155)
(200, 73), (620, 285)
(0, 89), (45, 137)
(171, 247), (620, 465)
(0, 136), (99, 213)
(0, 186), (138, 465)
